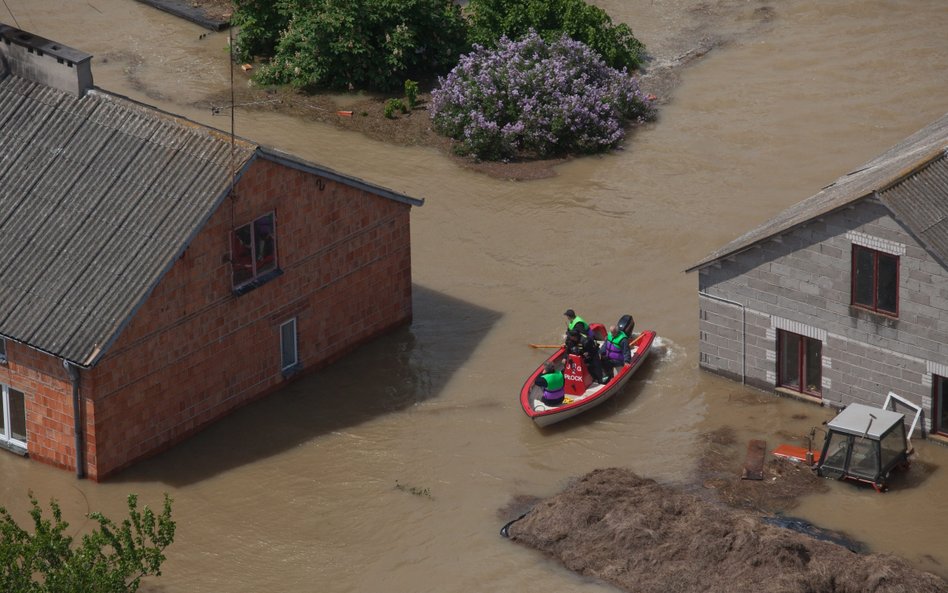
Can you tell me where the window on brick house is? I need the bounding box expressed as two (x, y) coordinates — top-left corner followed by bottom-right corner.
(934, 375), (948, 437)
(851, 244), (898, 316)
(777, 330), (822, 397)
(280, 318), (298, 372)
(232, 212), (277, 287)
(0, 384), (27, 448)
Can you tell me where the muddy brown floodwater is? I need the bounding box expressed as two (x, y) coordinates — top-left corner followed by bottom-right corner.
(2, 1), (948, 592)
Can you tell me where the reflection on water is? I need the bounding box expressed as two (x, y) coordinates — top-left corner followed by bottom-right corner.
(5, 0), (948, 590)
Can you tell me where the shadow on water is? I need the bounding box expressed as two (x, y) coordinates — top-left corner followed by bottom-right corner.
(110, 285), (502, 486)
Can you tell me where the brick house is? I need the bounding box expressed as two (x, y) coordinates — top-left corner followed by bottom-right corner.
(0, 24), (423, 480)
(686, 112), (948, 442)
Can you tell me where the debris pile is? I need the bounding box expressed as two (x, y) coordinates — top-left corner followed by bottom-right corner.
(506, 467), (948, 593)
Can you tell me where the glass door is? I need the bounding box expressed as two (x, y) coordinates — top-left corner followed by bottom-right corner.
(778, 330), (822, 397)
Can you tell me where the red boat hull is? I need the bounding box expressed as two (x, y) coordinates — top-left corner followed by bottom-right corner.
(520, 330), (656, 426)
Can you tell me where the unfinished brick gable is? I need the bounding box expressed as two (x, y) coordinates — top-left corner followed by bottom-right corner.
(10, 156), (415, 480)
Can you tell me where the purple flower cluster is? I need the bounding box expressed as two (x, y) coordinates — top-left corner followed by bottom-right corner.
(430, 31), (653, 161)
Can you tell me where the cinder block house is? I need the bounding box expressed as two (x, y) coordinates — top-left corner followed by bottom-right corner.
(0, 24), (423, 479)
(687, 112), (948, 443)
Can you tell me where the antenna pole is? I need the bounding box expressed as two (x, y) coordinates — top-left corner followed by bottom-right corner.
(228, 25), (237, 200)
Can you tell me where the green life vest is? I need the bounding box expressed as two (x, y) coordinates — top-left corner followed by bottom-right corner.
(541, 370), (564, 391)
(568, 315), (587, 331)
(608, 331), (628, 347)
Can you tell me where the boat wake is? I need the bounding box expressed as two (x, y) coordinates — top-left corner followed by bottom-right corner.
(650, 335), (684, 364)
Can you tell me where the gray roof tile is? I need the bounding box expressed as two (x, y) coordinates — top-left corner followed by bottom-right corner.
(0, 75), (255, 365)
(687, 113), (948, 273)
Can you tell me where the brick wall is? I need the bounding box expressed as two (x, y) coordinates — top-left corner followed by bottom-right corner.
(65, 156), (416, 479)
(697, 197), (948, 431)
(0, 341), (86, 471)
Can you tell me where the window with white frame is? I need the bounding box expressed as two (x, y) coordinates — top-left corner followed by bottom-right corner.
(0, 384), (27, 448)
(280, 318), (298, 371)
(231, 212), (278, 288)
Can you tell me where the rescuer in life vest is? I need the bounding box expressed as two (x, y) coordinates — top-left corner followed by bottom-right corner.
(535, 362), (565, 406)
(563, 309), (590, 337)
(600, 324), (632, 382)
(563, 329), (606, 383)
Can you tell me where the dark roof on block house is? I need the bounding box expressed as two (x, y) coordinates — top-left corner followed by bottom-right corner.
(0, 24), (422, 367)
(686, 112), (948, 273)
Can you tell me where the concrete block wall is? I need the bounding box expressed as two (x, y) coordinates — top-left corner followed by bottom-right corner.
(698, 197), (947, 429)
(73, 157), (415, 479)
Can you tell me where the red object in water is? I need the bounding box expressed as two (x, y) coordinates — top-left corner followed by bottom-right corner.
(772, 444), (821, 465)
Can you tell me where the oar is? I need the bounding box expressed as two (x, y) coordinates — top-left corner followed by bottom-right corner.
(529, 343), (562, 349)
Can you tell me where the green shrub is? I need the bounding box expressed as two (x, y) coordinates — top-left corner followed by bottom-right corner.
(466, 0), (645, 71)
(231, 0), (291, 62)
(249, 0), (469, 92)
(404, 79), (419, 109)
(0, 493), (175, 593)
(385, 98), (405, 119)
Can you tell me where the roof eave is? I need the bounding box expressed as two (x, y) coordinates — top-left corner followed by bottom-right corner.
(81, 153), (259, 367)
(257, 146), (424, 208)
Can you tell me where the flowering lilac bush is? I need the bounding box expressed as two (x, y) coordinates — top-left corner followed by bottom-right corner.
(430, 31), (654, 161)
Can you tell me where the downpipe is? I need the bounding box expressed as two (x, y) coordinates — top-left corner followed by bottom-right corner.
(63, 360), (84, 479)
(698, 291), (746, 384)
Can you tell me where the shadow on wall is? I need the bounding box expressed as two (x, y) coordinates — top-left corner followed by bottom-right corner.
(110, 284), (502, 486)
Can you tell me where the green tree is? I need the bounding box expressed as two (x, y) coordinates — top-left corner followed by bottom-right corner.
(465, 0), (646, 71)
(231, 0), (291, 62)
(241, 0), (469, 91)
(0, 493), (175, 593)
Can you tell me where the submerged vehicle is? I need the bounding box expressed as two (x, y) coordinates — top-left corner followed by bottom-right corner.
(815, 399), (918, 492)
(520, 315), (656, 427)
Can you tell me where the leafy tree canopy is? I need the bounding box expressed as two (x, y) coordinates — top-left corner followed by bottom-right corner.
(233, 0), (469, 91)
(230, 0), (290, 61)
(0, 493), (175, 593)
(465, 0), (646, 71)
(430, 31), (653, 161)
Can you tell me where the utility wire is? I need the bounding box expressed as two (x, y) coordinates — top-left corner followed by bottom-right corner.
(2, 0), (21, 28)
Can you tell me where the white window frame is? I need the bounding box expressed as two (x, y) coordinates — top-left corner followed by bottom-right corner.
(884, 391), (922, 444)
(280, 318), (298, 371)
(231, 211), (278, 289)
(1, 383), (27, 449)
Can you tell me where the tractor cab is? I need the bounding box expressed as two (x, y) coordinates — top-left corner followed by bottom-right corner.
(816, 402), (911, 492)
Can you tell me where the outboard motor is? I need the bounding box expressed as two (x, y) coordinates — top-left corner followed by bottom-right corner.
(617, 314), (635, 336)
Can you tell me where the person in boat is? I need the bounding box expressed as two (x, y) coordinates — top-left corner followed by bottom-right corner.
(534, 362), (565, 406)
(562, 329), (607, 385)
(580, 329), (608, 385)
(563, 309), (590, 337)
(600, 325), (632, 382)
(564, 329), (583, 356)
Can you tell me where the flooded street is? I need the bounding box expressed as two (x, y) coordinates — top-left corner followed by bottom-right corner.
(3, 0), (948, 590)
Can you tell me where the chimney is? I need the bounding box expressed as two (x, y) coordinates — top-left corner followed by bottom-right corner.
(0, 23), (93, 97)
